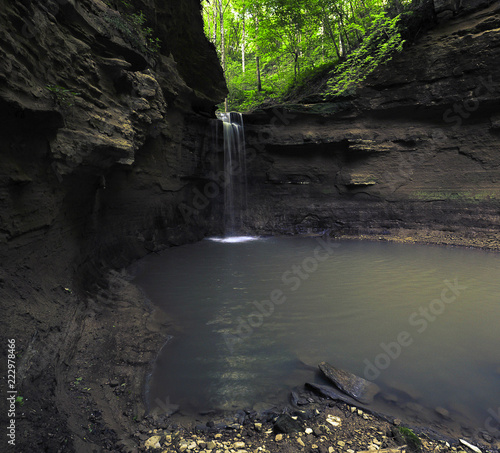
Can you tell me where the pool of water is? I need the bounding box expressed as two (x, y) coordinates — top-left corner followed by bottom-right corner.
(132, 237), (500, 436)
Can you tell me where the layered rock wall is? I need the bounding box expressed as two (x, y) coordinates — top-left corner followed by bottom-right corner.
(0, 0), (225, 275)
(0, 1), (225, 450)
(242, 1), (500, 246)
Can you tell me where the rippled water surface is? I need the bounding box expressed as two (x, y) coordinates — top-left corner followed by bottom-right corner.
(133, 237), (500, 434)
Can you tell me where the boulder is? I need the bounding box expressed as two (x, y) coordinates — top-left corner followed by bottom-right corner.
(318, 362), (380, 404)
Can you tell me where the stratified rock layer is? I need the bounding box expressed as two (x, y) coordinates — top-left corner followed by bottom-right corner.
(243, 1), (500, 244)
(0, 1), (225, 451)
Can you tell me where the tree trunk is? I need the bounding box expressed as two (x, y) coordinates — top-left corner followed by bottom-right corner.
(219, 4), (226, 74)
(255, 14), (262, 92)
(323, 10), (341, 59)
(242, 12), (246, 73)
(213, 4), (217, 44)
(256, 56), (262, 92)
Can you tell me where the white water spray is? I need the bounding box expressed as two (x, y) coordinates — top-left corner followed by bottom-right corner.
(218, 112), (249, 238)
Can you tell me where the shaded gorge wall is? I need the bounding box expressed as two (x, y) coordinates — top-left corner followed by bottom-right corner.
(241, 2), (500, 244)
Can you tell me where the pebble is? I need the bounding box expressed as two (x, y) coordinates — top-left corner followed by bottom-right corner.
(313, 427), (323, 437)
(275, 434), (283, 441)
(459, 439), (482, 453)
(326, 415), (342, 427)
(305, 428), (314, 435)
(338, 440), (346, 447)
(297, 437), (306, 447)
(144, 435), (161, 450)
(254, 423), (262, 432)
(233, 441), (246, 449)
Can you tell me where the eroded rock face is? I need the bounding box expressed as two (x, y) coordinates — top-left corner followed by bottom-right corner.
(0, 0), (226, 269)
(242, 1), (500, 241)
(0, 1), (225, 450)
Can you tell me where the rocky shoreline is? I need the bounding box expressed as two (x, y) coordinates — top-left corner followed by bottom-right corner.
(336, 229), (500, 252)
(133, 395), (496, 453)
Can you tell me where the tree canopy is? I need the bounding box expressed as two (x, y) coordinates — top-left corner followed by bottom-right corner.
(202, 0), (420, 111)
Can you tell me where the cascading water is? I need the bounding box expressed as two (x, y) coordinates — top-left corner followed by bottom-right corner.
(212, 112), (257, 243)
(220, 112), (246, 235)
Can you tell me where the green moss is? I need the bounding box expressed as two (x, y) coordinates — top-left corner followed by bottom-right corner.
(411, 190), (500, 203)
(398, 426), (422, 452)
(46, 85), (80, 107)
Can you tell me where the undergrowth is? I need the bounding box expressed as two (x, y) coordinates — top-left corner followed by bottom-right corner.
(103, 1), (161, 54)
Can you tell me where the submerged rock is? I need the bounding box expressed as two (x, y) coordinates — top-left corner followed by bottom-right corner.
(318, 362), (380, 404)
(290, 390), (311, 406)
(435, 406), (451, 419)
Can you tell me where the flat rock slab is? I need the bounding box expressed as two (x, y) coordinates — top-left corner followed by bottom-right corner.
(305, 382), (359, 406)
(318, 362), (380, 404)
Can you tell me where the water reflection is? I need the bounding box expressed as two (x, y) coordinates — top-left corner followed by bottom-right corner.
(207, 236), (261, 243)
(133, 238), (500, 435)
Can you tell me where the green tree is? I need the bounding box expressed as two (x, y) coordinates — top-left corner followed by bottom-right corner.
(203, 0), (414, 111)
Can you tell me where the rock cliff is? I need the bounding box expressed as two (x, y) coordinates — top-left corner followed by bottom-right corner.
(243, 0), (500, 248)
(0, 0), (225, 451)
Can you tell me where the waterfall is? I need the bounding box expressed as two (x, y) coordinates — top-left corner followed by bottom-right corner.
(218, 112), (247, 237)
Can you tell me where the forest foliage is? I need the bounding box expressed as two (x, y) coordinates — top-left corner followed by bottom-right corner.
(202, 0), (424, 111)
